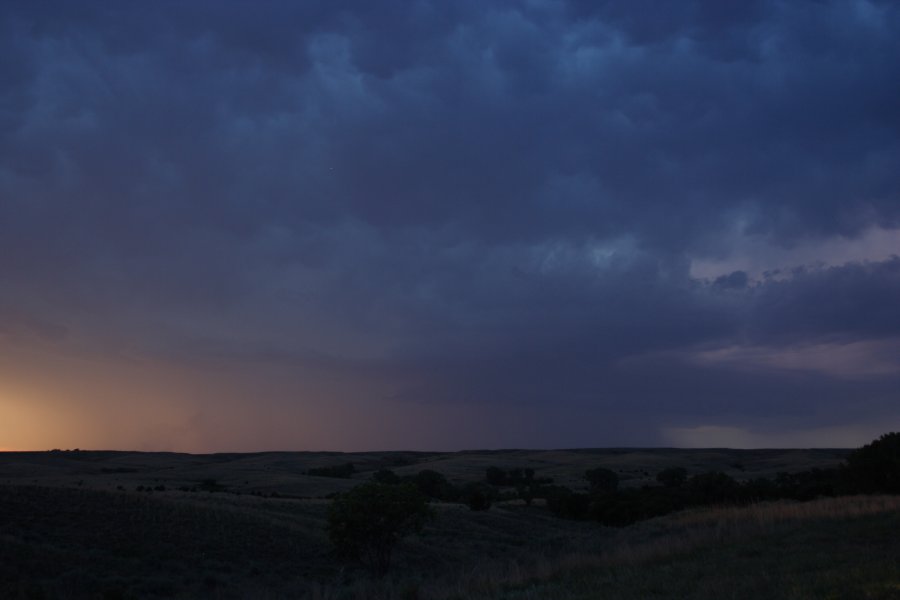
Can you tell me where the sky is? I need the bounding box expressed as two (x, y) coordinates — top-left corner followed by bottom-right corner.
(1, 0), (899, 452)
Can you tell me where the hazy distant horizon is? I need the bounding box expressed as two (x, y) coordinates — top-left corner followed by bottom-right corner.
(0, 439), (870, 455)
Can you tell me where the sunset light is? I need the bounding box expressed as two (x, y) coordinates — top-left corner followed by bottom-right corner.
(2, 2), (900, 598)
(0, 0), (898, 453)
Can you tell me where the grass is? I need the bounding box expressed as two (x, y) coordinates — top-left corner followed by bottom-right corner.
(0, 484), (605, 599)
(441, 496), (900, 600)
(0, 485), (331, 599)
(0, 447), (849, 495)
(3, 449), (895, 599)
(496, 513), (900, 599)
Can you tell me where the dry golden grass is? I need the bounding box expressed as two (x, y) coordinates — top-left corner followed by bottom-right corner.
(410, 495), (900, 600)
(601, 495), (900, 566)
(669, 493), (900, 528)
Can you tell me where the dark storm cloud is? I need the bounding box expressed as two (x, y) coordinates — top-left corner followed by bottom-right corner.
(750, 257), (900, 341)
(1, 0), (898, 447)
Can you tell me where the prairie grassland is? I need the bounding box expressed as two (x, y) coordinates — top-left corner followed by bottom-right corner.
(419, 495), (900, 600)
(0, 447), (848, 495)
(0, 484), (606, 599)
(3, 449), (893, 600)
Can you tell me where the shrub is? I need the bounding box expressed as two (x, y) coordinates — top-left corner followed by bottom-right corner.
(327, 482), (431, 575)
(774, 467), (843, 500)
(461, 483), (494, 511)
(410, 469), (455, 500)
(585, 467), (619, 493)
(517, 483), (536, 506)
(590, 488), (684, 526)
(687, 471), (740, 503)
(544, 486), (591, 520)
(656, 467), (688, 488)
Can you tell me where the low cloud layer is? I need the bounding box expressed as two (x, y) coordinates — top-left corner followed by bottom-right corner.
(1, 1), (898, 450)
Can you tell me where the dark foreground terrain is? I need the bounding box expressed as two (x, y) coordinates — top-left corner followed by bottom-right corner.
(3, 447), (898, 599)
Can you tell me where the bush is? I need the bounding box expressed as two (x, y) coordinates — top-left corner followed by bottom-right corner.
(774, 468), (843, 500)
(410, 469), (456, 501)
(544, 486), (591, 520)
(687, 471), (740, 503)
(461, 483), (494, 511)
(590, 488), (684, 526)
(656, 467), (687, 488)
(517, 483), (537, 506)
(585, 467), (619, 493)
(327, 482), (431, 575)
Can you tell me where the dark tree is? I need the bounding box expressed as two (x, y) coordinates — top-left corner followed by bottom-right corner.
(462, 483), (494, 511)
(656, 467), (688, 488)
(327, 482), (431, 576)
(846, 432), (900, 493)
(584, 467), (619, 493)
(411, 469), (453, 500)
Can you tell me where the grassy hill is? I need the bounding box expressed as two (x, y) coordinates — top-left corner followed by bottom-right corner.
(474, 496), (900, 600)
(0, 483), (607, 599)
(4, 447), (895, 599)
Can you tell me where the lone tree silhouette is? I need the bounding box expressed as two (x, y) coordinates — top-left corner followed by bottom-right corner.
(846, 432), (900, 493)
(327, 482), (430, 576)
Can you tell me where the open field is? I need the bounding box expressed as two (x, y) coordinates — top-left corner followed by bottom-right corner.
(0, 482), (606, 599)
(4, 447), (893, 599)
